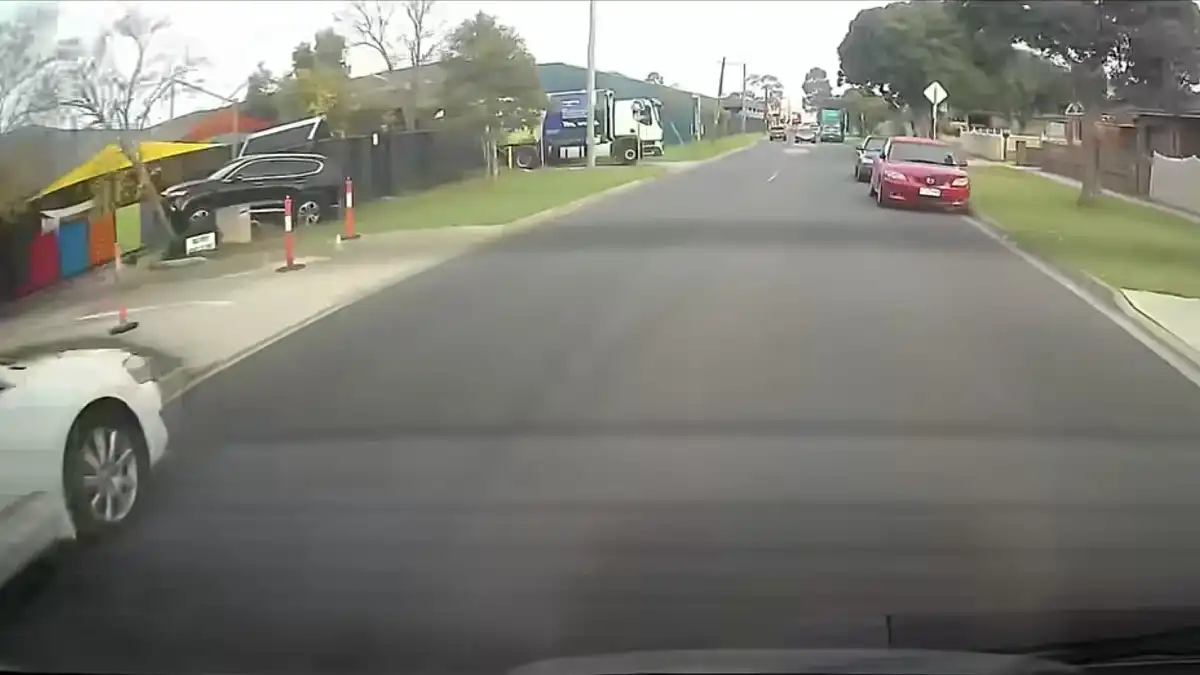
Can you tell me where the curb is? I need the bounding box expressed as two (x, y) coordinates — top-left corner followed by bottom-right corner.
(1101, 279), (1200, 372)
(160, 171), (669, 404)
(651, 138), (762, 173)
(964, 210), (1200, 388)
(160, 260), (440, 404)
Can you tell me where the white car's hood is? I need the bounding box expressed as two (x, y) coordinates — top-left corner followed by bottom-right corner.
(0, 349), (138, 388)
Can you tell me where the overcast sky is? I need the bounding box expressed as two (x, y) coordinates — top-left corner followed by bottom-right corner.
(54, 0), (887, 119)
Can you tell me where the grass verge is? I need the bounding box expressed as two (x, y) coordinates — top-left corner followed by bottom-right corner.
(353, 165), (664, 233)
(657, 134), (760, 162)
(970, 166), (1200, 297)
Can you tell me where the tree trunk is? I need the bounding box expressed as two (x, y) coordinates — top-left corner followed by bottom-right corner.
(1077, 107), (1102, 206)
(117, 136), (179, 249)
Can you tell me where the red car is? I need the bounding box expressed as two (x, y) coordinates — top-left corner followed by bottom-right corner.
(868, 136), (970, 212)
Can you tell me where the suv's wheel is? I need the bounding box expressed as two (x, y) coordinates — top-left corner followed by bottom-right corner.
(295, 195), (323, 226)
(62, 403), (150, 542)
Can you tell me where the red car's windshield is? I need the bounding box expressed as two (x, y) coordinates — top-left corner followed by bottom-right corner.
(888, 141), (959, 166)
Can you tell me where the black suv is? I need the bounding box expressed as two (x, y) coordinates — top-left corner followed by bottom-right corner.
(162, 152), (343, 229)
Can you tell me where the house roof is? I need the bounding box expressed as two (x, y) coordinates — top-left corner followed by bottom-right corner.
(0, 104), (275, 206)
(345, 63), (446, 110)
(0, 126), (122, 207)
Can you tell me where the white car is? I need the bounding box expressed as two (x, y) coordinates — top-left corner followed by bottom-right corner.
(0, 349), (169, 585)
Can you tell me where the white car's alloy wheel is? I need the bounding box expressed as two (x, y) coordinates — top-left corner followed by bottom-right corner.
(64, 407), (149, 539)
(80, 427), (140, 524)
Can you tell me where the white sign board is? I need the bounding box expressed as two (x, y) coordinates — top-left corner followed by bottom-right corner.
(1064, 102), (1085, 116)
(184, 231), (217, 256)
(923, 81), (948, 106)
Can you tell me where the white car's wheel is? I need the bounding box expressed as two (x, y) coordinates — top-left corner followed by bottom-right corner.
(62, 403), (150, 541)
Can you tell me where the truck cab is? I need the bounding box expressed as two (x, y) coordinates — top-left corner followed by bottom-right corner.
(621, 97), (664, 157)
(542, 89), (649, 165)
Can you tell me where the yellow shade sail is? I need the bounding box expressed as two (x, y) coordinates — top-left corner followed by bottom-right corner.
(35, 141), (216, 199)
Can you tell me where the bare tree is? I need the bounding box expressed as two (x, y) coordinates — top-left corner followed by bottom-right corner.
(337, 0), (402, 71)
(60, 9), (204, 242)
(401, 0), (442, 68)
(0, 3), (80, 213)
(0, 3), (74, 133)
(400, 0), (443, 129)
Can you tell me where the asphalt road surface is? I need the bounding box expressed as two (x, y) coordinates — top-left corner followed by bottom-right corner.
(5, 142), (1200, 674)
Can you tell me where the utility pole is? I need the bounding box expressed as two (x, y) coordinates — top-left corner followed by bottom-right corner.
(585, 0), (597, 169)
(716, 57), (727, 131)
(740, 63), (748, 134)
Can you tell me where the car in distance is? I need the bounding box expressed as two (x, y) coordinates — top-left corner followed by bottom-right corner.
(868, 136), (970, 212)
(0, 349), (170, 587)
(853, 135), (889, 182)
(162, 152), (344, 230)
(768, 124), (788, 142)
(819, 125), (844, 143)
(794, 124), (818, 144)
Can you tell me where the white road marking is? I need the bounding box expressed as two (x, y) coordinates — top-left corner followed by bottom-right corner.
(962, 215), (1200, 389)
(76, 300), (234, 322)
(767, 171), (779, 183)
(217, 269), (259, 280)
(784, 148), (811, 156)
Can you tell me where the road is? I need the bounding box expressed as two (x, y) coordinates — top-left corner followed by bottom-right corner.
(5, 141), (1200, 674)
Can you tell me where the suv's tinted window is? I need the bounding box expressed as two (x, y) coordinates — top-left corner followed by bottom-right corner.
(236, 158), (322, 179)
(264, 159), (322, 177)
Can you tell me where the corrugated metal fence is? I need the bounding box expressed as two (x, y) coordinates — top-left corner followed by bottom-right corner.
(313, 128), (484, 203)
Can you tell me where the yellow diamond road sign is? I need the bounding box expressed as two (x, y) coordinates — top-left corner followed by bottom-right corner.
(924, 81), (948, 106)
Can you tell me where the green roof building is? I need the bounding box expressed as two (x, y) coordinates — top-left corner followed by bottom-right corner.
(536, 62), (721, 146)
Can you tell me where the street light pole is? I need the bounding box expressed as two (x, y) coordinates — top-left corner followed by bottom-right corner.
(585, 0), (597, 169)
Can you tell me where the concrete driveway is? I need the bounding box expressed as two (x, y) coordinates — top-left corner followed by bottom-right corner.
(3, 141), (1200, 675)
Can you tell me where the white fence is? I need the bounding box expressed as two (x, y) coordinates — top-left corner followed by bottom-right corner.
(1150, 153), (1200, 215)
(953, 130), (1044, 161)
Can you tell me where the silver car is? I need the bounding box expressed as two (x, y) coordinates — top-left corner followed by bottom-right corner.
(853, 135), (888, 182)
(794, 125), (818, 143)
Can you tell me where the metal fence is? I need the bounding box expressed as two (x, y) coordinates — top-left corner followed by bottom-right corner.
(312, 128), (485, 205)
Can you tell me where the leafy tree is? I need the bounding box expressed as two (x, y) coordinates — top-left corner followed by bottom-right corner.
(440, 11), (545, 177)
(292, 28), (350, 74)
(801, 67), (834, 112)
(839, 86), (893, 135)
(954, 0), (1200, 202)
(1001, 50), (1074, 129)
(747, 73), (784, 107)
(645, 71), (664, 85)
(838, 2), (998, 131)
(242, 62), (280, 122)
(278, 28), (355, 132)
(60, 8), (205, 243)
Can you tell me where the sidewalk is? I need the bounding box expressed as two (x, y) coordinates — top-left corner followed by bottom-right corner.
(0, 226), (507, 401)
(970, 162), (1200, 370)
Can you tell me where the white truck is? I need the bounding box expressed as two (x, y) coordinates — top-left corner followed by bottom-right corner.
(498, 89), (664, 168)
